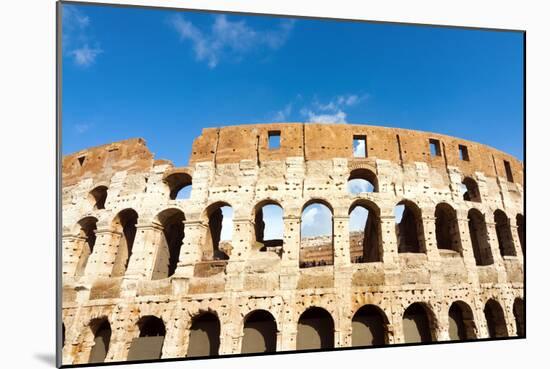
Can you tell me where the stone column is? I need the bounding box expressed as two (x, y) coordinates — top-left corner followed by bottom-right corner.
(61, 233), (85, 279)
(485, 221), (508, 283)
(422, 215), (443, 285)
(279, 296), (298, 351)
(172, 220), (206, 295)
(226, 218), (255, 292)
(456, 216), (480, 284)
(280, 215), (300, 291)
(510, 224), (524, 260)
(83, 227), (121, 278)
(433, 310), (450, 341)
(333, 215), (351, 266)
(379, 214), (400, 285)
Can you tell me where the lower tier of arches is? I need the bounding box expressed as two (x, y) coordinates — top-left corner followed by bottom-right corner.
(61, 285), (524, 365)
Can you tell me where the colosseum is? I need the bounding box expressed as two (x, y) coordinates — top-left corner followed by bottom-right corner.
(60, 123), (525, 365)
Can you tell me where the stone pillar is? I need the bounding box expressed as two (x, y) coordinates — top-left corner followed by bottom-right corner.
(379, 214), (399, 266)
(121, 221), (166, 297)
(226, 218), (255, 292)
(61, 233), (85, 279)
(84, 227), (121, 278)
(485, 221), (508, 283)
(161, 313), (189, 359)
(280, 215), (300, 290)
(456, 216), (480, 284)
(434, 310), (450, 341)
(333, 215), (351, 266)
(279, 295), (298, 351)
(172, 220), (206, 295)
(510, 224), (524, 260)
(422, 215), (443, 285)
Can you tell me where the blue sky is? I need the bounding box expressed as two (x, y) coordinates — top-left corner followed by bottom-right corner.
(62, 3), (524, 169)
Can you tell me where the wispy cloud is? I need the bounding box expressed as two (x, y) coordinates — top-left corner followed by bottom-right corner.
(301, 204), (332, 238)
(299, 93), (368, 124)
(273, 103), (293, 122)
(62, 5), (102, 67)
(169, 14), (295, 68)
(74, 123), (92, 134)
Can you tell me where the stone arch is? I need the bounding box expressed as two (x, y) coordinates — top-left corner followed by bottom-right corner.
(241, 310), (277, 353)
(349, 200), (382, 263)
(152, 208), (186, 279)
(448, 301), (477, 340)
(202, 201), (233, 261)
(513, 298), (525, 337)
(461, 177), (481, 202)
(484, 299), (508, 338)
(300, 199), (334, 268)
(435, 202), (462, 254)
(395, 200), (425, 253)
(187, 312), (221, 357)
(348, 168), (378, 194)
(253, 199), (284, 255)
(74, 216), (98, 277)
(402, 302), (436, 343)
(111, 208), (138, 277)
(297, 307), (335, 350)
(88, 318), (111, 363)
(516, 214), (525, 255)
(89, 185), (108, 209)
(127, 315), (166, 361)
(351, 304), (388, 346)
(164, 171), (192, 200)
(467, 209), (494, 265)
(494, 210), (516, 257)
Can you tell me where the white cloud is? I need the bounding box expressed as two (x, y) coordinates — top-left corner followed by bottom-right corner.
(169, 14), (294, 68)
(74, 123), (92, 134)
(353, 137), (366, 157)
(301, 204), (332, 238)
(348, 178), (374, 194)
(273, 103), (292, 122)
(62, 5), (102, 67)
(300, 93), (368, 124)
(70, 45), (103, 67)
(220, 206), (233, 241)
(394, 204), (405, 224)
(262, 204), (284, 240)
(304, 109), (347, 124)
(349, 207), (370, 232)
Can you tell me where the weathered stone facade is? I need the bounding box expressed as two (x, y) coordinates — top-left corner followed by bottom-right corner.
(60, 123), (525, 365)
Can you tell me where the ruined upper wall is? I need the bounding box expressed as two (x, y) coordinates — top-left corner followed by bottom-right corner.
(190, 123), (524, 185)
(62, 138), (156, 187)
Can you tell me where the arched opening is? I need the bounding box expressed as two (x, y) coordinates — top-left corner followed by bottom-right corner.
(448, 301), (477, 340)
(241, 310), (277, 353)
(127, 316), (166, 361)
(88, 319), (111, 363)
(513, 298), (525, 337)
(254, 201), (284, 256)
(89, 186), (108, 209)
(111, 209), (138, 277)
(402, 303), (434, 343)
(461, 177), (481, 202)
(165, 172), (192, 200)
(75, 216), (98, 277)
(187, 312), (220, 357)
(352, 305), (387, 346)
(153, 209), (185, 279)
(348, 168), (378, 194)
(484, 299), (508, 338)
(494, 210), (516, 257)
(516, 214), (525, 255)
(297, 307), (334, 350)
(349, 201), (381, 263)
(203, 203), (232, 261)
(300, 201), (334, 268)
(468, 209), (494, 266)
(62, 323), (66, 348)
(395, 200), (425, 253)
(435, 203), (462, 254)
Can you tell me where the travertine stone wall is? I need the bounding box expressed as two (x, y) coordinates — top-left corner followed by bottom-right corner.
(61, 123), (524, 365)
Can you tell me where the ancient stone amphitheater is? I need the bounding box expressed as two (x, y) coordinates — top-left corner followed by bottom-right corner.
(60, 123), (525, 365)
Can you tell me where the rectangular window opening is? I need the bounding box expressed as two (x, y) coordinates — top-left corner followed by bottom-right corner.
(458, 144), (469, 161)
(353, 135), (367, 158)
(429, 139), (441, 157)
(268, 131), (281, 150)
(504, 160), (514, 182)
